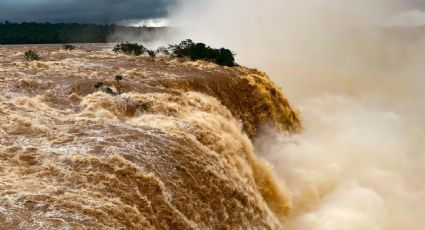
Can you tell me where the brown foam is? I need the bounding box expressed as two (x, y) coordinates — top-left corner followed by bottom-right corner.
(0, 44), (300, 228)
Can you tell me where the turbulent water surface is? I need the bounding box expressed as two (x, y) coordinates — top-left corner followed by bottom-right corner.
(0, 44), (300, 229)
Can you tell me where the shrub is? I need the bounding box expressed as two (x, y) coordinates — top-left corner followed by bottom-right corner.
(155, 46), (170, 56)
(94, 82), (104, 90)
(139, 101), (152, 113)
(63, 44), (76, 50)
(147, 50), (156, 58)
(24, 50), (40, 61)
(113, 42), (147, 56)
(94, 82), (117, 96)
(168, 39), (236, 67)
(115, 75), (124, 95)
(115, 75), (123, 82)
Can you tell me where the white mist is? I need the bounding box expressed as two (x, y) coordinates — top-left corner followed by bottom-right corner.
(168, 0), (425, 229)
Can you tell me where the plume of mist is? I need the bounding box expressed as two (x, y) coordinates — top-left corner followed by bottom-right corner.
(167, 0), (425, 229)
(107, 27), (171, 48)
(254, 97), (425, 229)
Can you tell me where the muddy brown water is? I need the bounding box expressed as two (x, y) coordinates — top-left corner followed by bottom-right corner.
(0, 44), (300, 229)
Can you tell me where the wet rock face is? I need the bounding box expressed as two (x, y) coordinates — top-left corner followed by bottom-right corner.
(0, 44), (300, 229)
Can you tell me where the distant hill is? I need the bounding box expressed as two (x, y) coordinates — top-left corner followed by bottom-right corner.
(0, 21), (166, 44)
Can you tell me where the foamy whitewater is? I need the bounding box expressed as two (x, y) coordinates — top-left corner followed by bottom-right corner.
(0, 45), (300, 229)
(1, 1), (425, 229)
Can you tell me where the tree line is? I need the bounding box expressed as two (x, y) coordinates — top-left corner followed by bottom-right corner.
(114, 40), (237, 67)
(0, 21), (165, 44)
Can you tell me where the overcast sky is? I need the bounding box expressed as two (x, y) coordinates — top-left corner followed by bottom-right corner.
(0, 0), (176, 23)
(2, 0), (425, 26)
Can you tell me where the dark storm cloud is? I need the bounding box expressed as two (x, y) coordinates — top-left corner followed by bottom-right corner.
(0, 0), (177, 23)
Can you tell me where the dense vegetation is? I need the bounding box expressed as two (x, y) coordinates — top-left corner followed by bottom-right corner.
(169, 39), (236, 67)
(24, 50), (40, 61)
(113, 43), (148, 56)
(0, 21), (165, 44)
(0, 21), (236, 67)
(63, 44), (76, 50)
(113, 42), (157, 57)
(114, 40), (237, 67)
